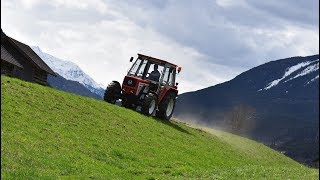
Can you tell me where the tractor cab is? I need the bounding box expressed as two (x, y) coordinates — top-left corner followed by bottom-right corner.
(104, 54), (181, 120)
(126, 54), (178, 94)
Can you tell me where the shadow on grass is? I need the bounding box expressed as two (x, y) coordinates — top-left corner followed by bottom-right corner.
(152, 117), (192, 135)
(114, 104), (192, 135)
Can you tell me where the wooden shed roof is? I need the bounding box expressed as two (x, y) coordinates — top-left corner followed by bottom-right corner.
(1, 30), (57, 76)
(1, 45), (23, 68)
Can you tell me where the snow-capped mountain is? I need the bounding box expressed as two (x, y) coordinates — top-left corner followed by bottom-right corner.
(174, 54), (319, 166)
(31, 46), (105, 97)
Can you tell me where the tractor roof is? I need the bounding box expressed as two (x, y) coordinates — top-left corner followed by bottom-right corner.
(138, 53), (177, 67)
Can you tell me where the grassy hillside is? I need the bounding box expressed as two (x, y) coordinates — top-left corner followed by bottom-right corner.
(1, 76), (318, 179)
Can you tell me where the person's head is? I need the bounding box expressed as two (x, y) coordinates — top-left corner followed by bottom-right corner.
(153, 64), (158, 70)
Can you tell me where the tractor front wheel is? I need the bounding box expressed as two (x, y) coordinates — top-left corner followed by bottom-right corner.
(156, 92), (176, 120)
(104, 81), (121, 104)
(141, 93), (157, 116)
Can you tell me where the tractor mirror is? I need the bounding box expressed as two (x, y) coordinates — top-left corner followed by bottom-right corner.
(177, 66), (182, 73)
(176, 82), (179, 86)
(129, 57), (134, 62)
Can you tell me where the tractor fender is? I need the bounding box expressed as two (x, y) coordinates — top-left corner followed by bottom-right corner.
(158, 87), (178, 103)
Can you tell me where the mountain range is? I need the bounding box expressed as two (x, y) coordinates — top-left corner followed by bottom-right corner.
(31, 46), (105, 99)
(174, 55), (319, 166)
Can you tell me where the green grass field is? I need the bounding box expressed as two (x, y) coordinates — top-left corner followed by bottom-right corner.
(1, 76), (319, 179)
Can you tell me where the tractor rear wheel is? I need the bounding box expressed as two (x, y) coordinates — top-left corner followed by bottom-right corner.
(156, 92), (176, 120)
(141, 93), (157, 116)
(104, 81), (121, 104)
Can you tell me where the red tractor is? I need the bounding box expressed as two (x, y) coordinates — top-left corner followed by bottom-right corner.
(104, 53), (181, 120)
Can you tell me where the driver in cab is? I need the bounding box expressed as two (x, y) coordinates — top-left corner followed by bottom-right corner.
(148, 64), (160, 82)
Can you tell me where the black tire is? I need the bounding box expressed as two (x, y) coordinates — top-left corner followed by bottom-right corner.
(141, 93), (157, 116)
(121, 98), (130, 108)
(104, 81), (121, 104)
(156, 92), (176, 120)
(121, 97), (134, 109)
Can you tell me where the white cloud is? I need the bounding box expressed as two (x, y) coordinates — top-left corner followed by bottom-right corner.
(216, 0), (246, 8)
(48, 0), (109, 14)
(1, 0), (318, 93)
(20, 0), (42, 9)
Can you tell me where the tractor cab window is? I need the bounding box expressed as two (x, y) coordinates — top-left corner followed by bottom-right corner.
(161, 66), (175, 86)
(128, 58), (149, 78)
(128, 58), (142, 75)
(136, 59), (148, 78)
(146, 63), (164, 82)
(168, 68), (176, 86)
(161, 67), (170, 85)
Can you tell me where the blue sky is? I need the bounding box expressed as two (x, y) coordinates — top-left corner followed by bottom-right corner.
(1, 0), (319, 93)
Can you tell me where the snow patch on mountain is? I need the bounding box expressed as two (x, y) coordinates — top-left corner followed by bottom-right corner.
(264, 61), (313, 90)
(285, 60), (319, 83)
(258, 59), (318, 91)
(305, 75), (319, 86)
(31, 46), (105, 97)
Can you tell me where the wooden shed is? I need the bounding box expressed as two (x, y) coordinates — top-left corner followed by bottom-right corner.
(1, 30), (56, 85)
